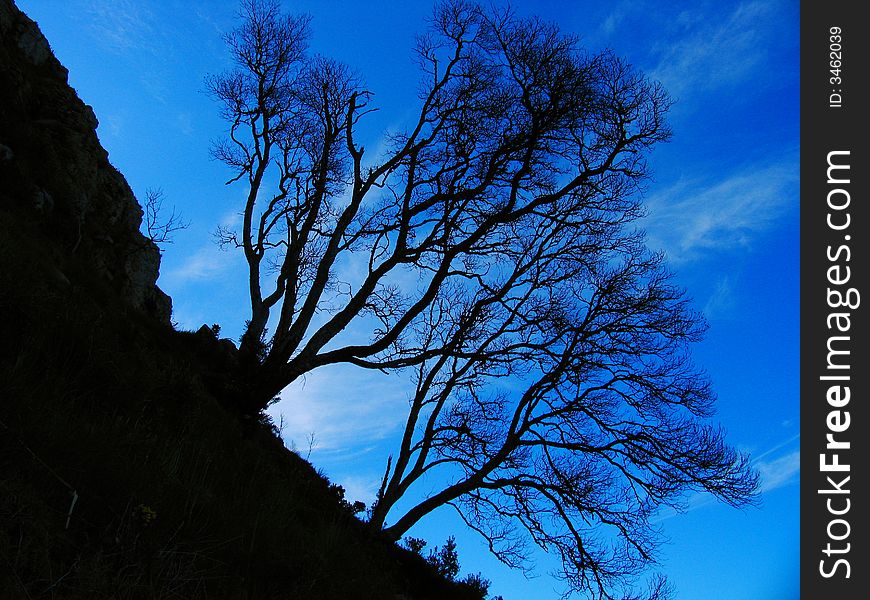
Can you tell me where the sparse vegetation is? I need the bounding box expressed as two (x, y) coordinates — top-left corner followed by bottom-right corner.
(404, 535), (492, 597)
(0, 208), (485, 598)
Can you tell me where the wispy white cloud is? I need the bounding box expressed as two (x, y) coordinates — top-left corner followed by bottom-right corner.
(99, 114), (123, 139)
(752, 433), (799, 463)
(598, 2), (631, 38)
(756, 449), (799, 494)
(194, 5), (227, 38)
(703, 276), (735, 319)
(267, 364), (420, 508)
(81, 0), (180, 105)
(161, 244), (242, 287)
(654, 433), (799, 522)
(336, 473), (382, 506)
(642, 159), (797, 263)
(161, 208), (245, 287)
(747, 433), (800, 495)
(269, 363), (408, 456)
(218, 209), (243, 231)
(84, 0), (160, 55)
(649, 1), (778, 98)
(176, 112), (195, 136)
(138, 70), (170, 105)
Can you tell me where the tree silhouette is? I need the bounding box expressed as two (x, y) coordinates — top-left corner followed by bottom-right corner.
(206, 1), (758, 597)
(142, 188), (189, 248)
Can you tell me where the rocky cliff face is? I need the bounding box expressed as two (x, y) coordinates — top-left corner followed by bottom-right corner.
(0, 6), (492, 599)
(0, 0), (171, 323)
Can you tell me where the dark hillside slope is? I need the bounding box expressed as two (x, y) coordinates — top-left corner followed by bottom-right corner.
(0, 1), (481, 598)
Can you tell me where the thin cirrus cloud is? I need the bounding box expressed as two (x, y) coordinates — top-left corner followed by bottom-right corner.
(265, 353), (415, 508)
(648, 1), (781, 98)
(268, 363), (410, 457)
(756, 450), (800, 494)
(598, 6), (628, 38)
(653, 433), (799, 522)
(81, 0), (180, 104)
(161, 243), (242, 287)
(752, 433), (800, 494)
(641, 160), (797, 264)
(160, 209), (244, 286)
(270, 371), (394, 510)
(335, 474), (382, 507)
(702, 276), (735, 319)
(84, 0), (160, 55)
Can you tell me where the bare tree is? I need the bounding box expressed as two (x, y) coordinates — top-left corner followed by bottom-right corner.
(206, 1), (758, 597)
(143, 187), (189, 247)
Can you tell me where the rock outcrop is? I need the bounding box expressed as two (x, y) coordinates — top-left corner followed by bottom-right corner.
(0, 0), (171, 323)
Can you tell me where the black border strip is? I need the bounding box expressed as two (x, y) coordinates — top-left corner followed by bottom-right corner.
(801, 1), (868, 596)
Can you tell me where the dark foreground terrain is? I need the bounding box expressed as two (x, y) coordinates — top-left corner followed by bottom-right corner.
(0, 2), (482, 597)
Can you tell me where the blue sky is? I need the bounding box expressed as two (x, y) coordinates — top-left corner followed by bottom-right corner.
(18, 0), (799, 597)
